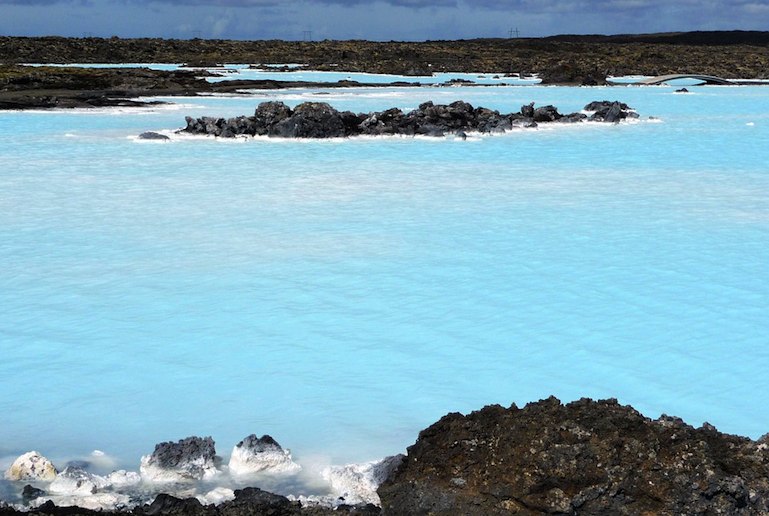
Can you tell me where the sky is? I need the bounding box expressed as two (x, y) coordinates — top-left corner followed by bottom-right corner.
(1, 0), (768, 41)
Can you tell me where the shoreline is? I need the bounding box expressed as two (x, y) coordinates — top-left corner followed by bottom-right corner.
(3, 397), (769, 515)
(1, 65), (765, 112)
(0, 65), (431, 110)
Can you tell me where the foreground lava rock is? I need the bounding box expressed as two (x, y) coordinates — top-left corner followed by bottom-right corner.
(377, 397), (769, 515)
(179, 100), (638, 139)
(0, 488), (379, 515)
(4, 397), (768, 515)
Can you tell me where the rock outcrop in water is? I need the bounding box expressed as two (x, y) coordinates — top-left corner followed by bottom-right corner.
(228, 434), (301, 476)
(139, 436), (220, 483)
(3, 452), (57, 483)
(378, 397), (769, 515)
(179, 100), (639, 139)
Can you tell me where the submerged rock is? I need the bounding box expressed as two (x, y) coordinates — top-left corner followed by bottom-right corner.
(21, 484), (45, 503)
(137, 131), (170, 140)
(378, 397), (769, 515)
(228, 434), (301, 476)
(48, 467), (106, 496)
(140, 436), (220, 483)
(4, 452), (57, 482)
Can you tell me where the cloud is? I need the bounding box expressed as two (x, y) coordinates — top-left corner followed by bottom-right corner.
(2, 0), (769, 40)
(743, 1), (769, 13)
(0, 0), (84, 3)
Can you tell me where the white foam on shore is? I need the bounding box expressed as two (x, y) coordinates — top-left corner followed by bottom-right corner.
(196, 487), (236, 505)
(30, 492), (132, 511)
(167, 118), (647, 144)
(48, 468), (108, 496)
(139, 457), (220, 484)
(1, 447), (403, 512)
(105, 470), (141, 488)
(320, 455), (403, 506)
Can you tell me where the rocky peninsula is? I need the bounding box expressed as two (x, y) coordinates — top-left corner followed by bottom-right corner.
(0, 65), (421, 110)
(3, 398), (769, 515)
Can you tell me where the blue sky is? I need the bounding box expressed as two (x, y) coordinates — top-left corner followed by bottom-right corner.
(1, 0), (768, 40)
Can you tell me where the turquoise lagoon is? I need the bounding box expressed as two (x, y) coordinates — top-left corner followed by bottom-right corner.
(1, 82), (768, 477)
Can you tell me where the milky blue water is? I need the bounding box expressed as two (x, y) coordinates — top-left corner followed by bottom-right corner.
(1, 83), (769, 476)
(26, 62), (541, 85)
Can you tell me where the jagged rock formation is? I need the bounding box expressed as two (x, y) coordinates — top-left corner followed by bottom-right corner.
(139, 436), (220, 483)
(583, 100), (636, 122)
(377, 397), (769, 515)
(180, 100), (638, 139)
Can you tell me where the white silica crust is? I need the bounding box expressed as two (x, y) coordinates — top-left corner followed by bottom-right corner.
(140, 455), (219, 483)
(105, 470), (142, 488)
(30, 492), (131, 511)
(49, 467), (108, 496)
(226, 435), (301, 476)
(4, 452), (57, 482)
(321, 455), (403, 506)
(196, 487), (235, 505)
(228, 443), (301, 476)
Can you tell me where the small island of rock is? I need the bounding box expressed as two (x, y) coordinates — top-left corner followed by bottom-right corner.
(178, 100), (638, 139)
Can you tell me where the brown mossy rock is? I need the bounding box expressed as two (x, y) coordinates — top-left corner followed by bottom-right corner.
(378, 397), (769, 515)
(4, 34), (769, 81)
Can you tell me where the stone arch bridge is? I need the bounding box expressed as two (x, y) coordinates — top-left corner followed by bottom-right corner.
(608, 74), (739, 86)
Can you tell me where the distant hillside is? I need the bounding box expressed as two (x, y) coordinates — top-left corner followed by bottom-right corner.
(543, 30), (769, 46)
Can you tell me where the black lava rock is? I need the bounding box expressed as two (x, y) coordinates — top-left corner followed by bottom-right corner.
(378, 397), (769, 515)
(178, 100), (639, 139)
(138, 131), (170, 140)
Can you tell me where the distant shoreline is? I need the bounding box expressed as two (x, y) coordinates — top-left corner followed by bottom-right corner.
(2, 31), (769, 109)
(2, 31), (769, 81)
